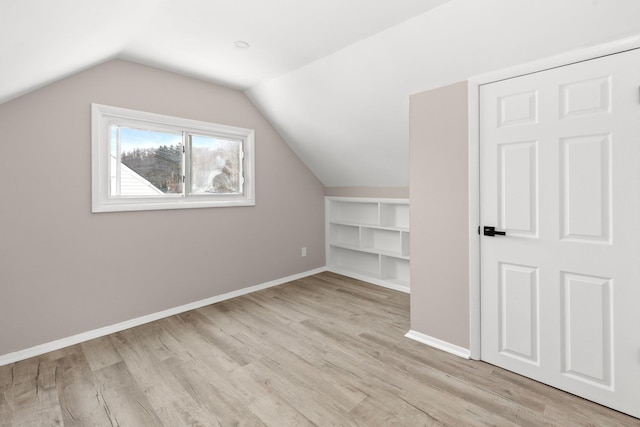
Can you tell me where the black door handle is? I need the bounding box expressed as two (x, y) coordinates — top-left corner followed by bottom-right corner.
(484, 226), (506, 237)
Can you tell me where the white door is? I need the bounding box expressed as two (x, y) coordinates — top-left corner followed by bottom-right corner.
(480, 48), (640, 418)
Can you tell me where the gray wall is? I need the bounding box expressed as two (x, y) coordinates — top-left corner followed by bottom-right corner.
(0, 60), (325, 356)
(409, 81), (470, 349)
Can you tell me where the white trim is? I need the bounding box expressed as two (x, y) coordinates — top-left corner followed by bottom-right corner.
(324, 196), (410, 204)
(467, 36), (640, 363)
(470, 35), (640, 86)
(327, 267), (410, 294)
(405, 330), (471, 359)
(0, 267), (327, 367)
(467, 83), (481, 361)
(325, 196), (411, 293)
(91, 103), (256, 213)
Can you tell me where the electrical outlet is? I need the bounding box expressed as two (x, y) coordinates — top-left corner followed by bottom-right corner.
(301, 246), (307, 257)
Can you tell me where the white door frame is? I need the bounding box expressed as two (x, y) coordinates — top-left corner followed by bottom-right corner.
(466, 35), (640, 361)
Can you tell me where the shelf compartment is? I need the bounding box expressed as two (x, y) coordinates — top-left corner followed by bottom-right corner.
(381, 256), (410, 286)
(329, 246), (380, 278)
(401, 231), (410, 257)
(326, 197), (410, 291)
(380, 203), (409, 229)
(329, 201), (379, 226)
(361, 227), (401, 255)
(329, 223), (360, 248)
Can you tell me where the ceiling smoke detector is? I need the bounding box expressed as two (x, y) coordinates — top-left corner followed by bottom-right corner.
(233, 40), (250, 49)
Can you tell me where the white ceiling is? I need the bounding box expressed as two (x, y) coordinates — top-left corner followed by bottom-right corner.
(0, 0), (448, 99)
(2, 0), (640, 187)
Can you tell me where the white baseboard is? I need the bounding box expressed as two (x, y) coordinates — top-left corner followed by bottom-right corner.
(405, 329), (471, 359)
(0, 267), (328, 367)
(327, 267), (410, 294)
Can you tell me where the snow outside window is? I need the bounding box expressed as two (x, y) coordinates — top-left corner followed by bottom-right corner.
(92, 104), (255, 212)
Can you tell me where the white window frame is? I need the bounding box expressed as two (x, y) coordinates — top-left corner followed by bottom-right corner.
(91, 103), (255, 213)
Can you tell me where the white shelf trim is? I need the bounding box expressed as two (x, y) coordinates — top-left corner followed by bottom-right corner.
(328, 267), (410, 294)
(330, 242), (408, 260)
(326, 196), (410, 291)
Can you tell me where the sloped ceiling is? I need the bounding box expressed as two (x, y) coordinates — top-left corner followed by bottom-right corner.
(2, 0), (640, 187)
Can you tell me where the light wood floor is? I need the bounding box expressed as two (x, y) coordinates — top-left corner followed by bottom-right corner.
(1, 272), (638, 426)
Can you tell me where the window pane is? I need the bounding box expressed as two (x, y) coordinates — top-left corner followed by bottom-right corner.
(110, 126), (183, 196)
(189, 135), (242, 195)
(93, 104), (255, 212)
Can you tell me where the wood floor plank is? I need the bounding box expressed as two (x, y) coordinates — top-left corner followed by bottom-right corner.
(7, 358), (39, 387)
(160, 314), (245, 373)
(208, 297), (329, 368)
(57, 376), (113, 427)
(80, 336), (123, 372)
(1, 272), (639, 426)
(90, 361), (163, 426)
(349, 395), (445, 427)
(0, 365), (12, 391)
(0, 392), (12, 427)
(34, 359), (65, 426)
(355, 331), (550, 426)
(248, 395), (315, 427)
(170, 359), (267, 426)
(111, 329), (223, 425)
(229, 363), (315, 426)
(314, 332), (522, 426)
(3, 360), (65, 426)
(243, 358), (354, 426)
(51, 350), (111, 426)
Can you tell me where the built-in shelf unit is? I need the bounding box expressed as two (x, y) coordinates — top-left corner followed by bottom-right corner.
(326, 197), (410, 293)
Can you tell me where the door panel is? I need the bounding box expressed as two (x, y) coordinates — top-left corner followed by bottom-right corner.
(480, 48), (640, 418)
(498, 90), (538, 127)
(559, 75), (611, 119)
(560, 134), (611, 242)
(498, 262), (539, 364)
(498, 141), (538, 235)
(560, 272), (613, 388)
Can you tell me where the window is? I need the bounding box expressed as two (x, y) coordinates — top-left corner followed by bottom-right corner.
(91, 104), (255, 212)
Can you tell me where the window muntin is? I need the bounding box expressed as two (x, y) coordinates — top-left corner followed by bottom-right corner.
(92, 104), (255, 212)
